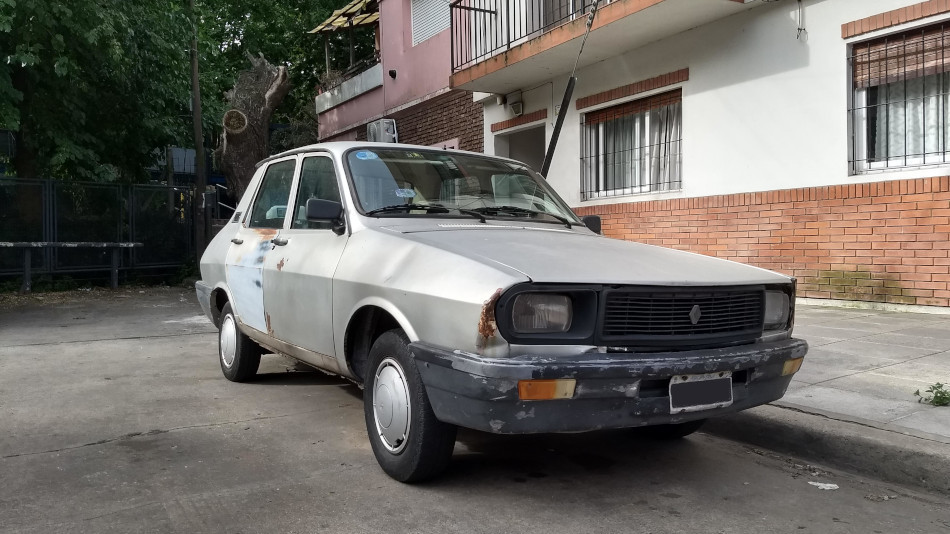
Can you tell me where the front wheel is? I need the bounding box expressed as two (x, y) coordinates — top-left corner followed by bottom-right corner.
(364, 329), (457, 482)
(218, 302), (262, 382)
(639, 419), (706, 439)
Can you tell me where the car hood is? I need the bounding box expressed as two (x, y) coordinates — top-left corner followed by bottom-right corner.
(380, 224), (791, 286)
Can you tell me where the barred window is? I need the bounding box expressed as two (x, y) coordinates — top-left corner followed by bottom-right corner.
(849, 22), (950, 173)
(580, 89), (682, 200)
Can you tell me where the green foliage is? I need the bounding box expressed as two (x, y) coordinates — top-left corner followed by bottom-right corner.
(915, 382), (950, 407)
(0, 0), (193, 181)
(1, 0), (374, 182)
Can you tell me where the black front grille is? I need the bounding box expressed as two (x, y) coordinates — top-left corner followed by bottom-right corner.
(601, 288), (764, 345)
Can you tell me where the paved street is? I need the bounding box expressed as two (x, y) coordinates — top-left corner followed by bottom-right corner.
(1, 289), (949, 533)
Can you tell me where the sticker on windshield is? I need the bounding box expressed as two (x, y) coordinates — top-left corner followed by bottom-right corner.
(355, 151), (378, 160)
(394, 189), (416, 198)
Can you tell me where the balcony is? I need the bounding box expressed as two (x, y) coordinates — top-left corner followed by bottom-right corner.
(314, 61), (383, 114)
(450, 0), (756, 94)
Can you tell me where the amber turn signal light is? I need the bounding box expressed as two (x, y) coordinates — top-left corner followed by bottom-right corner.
(782, 357), (804, 376)
(518, 379), (576, 400)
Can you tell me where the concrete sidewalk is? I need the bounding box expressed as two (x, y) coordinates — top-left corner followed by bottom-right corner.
(705, 303), (950, 495)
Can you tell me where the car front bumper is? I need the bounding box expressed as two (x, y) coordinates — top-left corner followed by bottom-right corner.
(411, 338), (808, 434)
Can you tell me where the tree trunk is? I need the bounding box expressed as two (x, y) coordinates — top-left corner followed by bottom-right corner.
(215, 54), (292, 200)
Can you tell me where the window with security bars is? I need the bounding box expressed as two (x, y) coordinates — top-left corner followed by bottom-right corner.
(849, 23), (950, 173)
(580, 89), (682, 199)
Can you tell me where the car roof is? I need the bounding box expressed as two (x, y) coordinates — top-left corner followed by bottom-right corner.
(255, 142), (526, 169)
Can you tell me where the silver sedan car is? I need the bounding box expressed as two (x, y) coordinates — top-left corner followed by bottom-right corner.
(196, 142), (808, 482)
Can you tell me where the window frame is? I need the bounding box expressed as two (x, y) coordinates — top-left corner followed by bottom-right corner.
(579, 88), (683, 201)
(848, 20), (950, 174)
(289, 154), (344, 231)
(246, 156), (300, 230)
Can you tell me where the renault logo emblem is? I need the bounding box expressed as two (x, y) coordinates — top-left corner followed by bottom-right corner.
(689, 305), (702, 325)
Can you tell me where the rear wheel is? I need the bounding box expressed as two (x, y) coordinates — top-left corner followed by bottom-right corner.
(364, 329), (457, 482)
(218, 302), (262, 382)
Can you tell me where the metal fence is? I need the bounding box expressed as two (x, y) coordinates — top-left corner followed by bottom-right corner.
(451, 0), (597, 72)
(0, 177), (194, 276)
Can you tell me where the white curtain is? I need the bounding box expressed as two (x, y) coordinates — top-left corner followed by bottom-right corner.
(593, 101), (682, 195)
(870, 72), (950, 165)
(649, 102), (682, 191)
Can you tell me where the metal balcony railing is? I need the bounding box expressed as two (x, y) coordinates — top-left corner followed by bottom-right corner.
(451, 0), (598, 72)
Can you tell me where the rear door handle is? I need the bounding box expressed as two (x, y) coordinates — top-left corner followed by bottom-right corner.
(271, 237), (288, 246)
(231, 238), (244, 245)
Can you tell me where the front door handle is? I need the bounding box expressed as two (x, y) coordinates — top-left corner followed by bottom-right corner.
(231, 238), (244, 245)
(271, 237), (288, 246)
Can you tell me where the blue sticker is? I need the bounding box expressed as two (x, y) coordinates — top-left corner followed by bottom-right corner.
(394, 189), (416, 198)
(355, 150), (378, 160)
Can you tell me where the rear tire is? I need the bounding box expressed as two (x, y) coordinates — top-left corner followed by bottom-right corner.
(640, 419), (706, 439)
(364, 329), (457, 482)
(218, 302), (262, 382)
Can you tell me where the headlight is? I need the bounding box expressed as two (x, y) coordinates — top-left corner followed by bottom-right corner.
(764, 290), (790, 330)
(511, 293), (572, 333)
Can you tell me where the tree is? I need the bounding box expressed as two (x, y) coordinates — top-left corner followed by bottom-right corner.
(215, 54), (291, 198)
(0, 0), (375, 183)
(0, 0), (193, 181)
(196, 0), (375, 153)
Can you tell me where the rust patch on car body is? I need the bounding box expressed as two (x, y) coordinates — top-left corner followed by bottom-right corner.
(277, 258), (286, 271)
(476, 288), (504, 350)
(252, 228), (278, 239)
(265, 313), (274, 336)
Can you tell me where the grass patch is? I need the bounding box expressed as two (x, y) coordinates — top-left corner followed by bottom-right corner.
(915, 382), (950, 407)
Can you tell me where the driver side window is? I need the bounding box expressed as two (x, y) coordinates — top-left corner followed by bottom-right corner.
(249, 159), (296, 229)
(292, 156), (342, 230)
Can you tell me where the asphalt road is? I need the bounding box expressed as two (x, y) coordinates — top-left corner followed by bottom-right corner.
(1, 288), (948, 533)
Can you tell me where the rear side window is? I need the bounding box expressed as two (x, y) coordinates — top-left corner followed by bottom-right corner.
(248, 159), (296, 229)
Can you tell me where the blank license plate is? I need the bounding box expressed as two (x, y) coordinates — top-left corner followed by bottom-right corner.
(669, 372), (734, 413)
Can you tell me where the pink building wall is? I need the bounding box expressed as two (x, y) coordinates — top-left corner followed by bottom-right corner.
(318, 0), (453, 138)
(379, 0), (452, 110)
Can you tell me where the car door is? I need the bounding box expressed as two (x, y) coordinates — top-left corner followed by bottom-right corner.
(225, 157), (297, 335)
(261, 154), (349, 367)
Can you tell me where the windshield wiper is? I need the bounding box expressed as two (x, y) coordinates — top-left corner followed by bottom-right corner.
(365, 203), (450, 216)
(365, 203), (486, 223)
(472, 205), (572, 229)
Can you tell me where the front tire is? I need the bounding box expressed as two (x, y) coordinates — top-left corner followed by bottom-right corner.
(364, 329), (457, 482)
(640, 419), (706, 439)
(218, 302), (262, 382)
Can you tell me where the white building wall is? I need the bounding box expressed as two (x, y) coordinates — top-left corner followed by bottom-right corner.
(482, 0), (942, 208)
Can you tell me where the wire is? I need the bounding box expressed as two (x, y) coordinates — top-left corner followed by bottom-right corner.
(797, 0), (806, 40)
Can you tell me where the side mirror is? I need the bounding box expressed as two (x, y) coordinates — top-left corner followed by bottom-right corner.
(306, 198), (346, 235)
(582, 215), (602, 235)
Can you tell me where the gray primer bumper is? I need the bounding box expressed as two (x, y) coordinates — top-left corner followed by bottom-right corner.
(411, 338), (808, 434)
(194, 280), (214, 324)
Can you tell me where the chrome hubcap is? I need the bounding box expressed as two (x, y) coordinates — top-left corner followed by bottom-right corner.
(373, 357), (411, 453)
(220, 315), (237, 368)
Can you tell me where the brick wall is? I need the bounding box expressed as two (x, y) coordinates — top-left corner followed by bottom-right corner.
(345, 90), (484, 152)
(574, 177), (950, 307)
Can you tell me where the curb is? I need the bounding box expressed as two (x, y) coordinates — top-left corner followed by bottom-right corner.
(702, 403), (950, 496)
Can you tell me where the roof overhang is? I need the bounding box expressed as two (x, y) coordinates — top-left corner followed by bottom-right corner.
(451, 0), (759, 94)
(309, 0), (379, 34)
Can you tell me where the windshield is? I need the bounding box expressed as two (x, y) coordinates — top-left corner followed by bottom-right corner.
(345, 148), (581, 225)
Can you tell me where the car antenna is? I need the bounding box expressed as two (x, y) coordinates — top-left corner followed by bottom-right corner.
(540, 0), (600, 177)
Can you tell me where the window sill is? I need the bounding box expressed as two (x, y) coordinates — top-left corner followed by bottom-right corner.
(580, 188), (684, 204)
